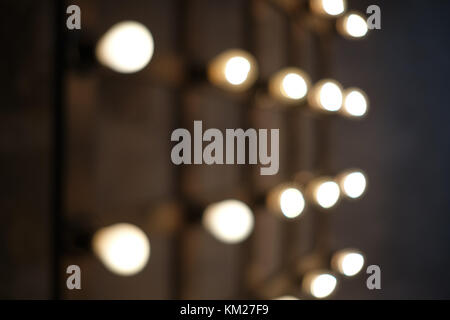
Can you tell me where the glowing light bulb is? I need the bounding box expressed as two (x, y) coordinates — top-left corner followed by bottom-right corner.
(92, 223), (150, 276)
(224, 57), (251, 85)
(338, 170), (367, 199)
(307, 178), (340, 209)
(310, 0), (346, 17)
(208, 49), (258, 91)
(267, 184), (306, 219)
(282, 73), (308, 100)
(96, 21), (154, 73)
(316, 181), (340, 208)
(303, 272), (337, 299)
(280, 188), (305, 219)
(308, 80), (343, 112)
(338, 12), (368, 39)
(269, 68), (311, 104)
(203, 200), (254, 244)
(332, 249), (365, 276)
(342, 88), (369, 118)
(274, 296), (300, 300)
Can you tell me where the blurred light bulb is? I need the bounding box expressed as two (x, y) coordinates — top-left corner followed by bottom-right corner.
(342, 88), (369, 118)
(282, 73), (308, 100)
(267, 184), (306, 219)
(319, 82), (343, 111)
(208, 49), (258, 91)
(332, 249), (365, 276)
(308, 79), (343, 112)
(307, 178), (340, 209)
(224, 57), (251, 85)
(92, 223), (150, 276)
(274, 295), (300, 300)
(338, 170), (367, 199)
(203, 200), (254, 244)
(310, 0), (346, 17)
(269, 68), (311, 104)
(96, 21), (154, 73)
(316, 181), (340, 208)
(338, 12), (368, 39)
(303, 272), (337, 299)
(280, 188), (305, 219)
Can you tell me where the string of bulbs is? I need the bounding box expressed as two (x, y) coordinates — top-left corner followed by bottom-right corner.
(60, 0), (371, 300)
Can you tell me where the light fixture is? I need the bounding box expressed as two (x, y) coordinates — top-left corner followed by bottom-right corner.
(202, 199), (254, 244)
(269, 68), (311, 104)
(208, 49), (258, 92)
(96, 21), (154, 73)
(332, 249), (365, 276)
(267, 184), (306, 219)
(92, 223), (150, 276)
(307, 177), (340, 209)
(302, 271), (337, 299)
(308, 79), (344, 112)
(310, 0), (346, 17)
(337, 169), (367, 199)
(341, 88), (369, 118)
(337, 12), (369, 39)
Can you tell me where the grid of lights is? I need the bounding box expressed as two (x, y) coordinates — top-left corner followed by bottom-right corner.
(67, 0), (372, 299)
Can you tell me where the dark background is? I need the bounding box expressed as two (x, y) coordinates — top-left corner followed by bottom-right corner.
(1, 0), (450, 299)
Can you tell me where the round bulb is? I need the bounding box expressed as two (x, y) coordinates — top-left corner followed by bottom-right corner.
(308, 80), (343, 112)
(322, 0), (345, 16)
(269, 68), (311, 104)
(310, 0), (346, 17)
(281, 73), (309, 100)
(342, 88), (368, 117)
(224, 56), (251, 85)
(319, 82), (343, 111)
(314, 180), (340, 209)
(303, 272), (337, 299)
(208, 49), (258, 91)
(279, 188), (305, 219)
(338, 12), (368, 39)
(92, 223), (150, 276)
(333, 250), (365, 276)
(96, 21), (154, 73)
(340, 170), (367, 199)
(203, 200), (254, 244)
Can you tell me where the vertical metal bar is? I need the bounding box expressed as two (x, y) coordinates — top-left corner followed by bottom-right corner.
(52, 0), (66, 300)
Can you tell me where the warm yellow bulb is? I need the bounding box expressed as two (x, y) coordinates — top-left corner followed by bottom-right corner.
(316, 181), (340, 208)
(342, 88), (369, 117)
(310, 0), (346, 17)
(308, 80), (343, 112)
(269, 68), (311, 104)
(92, 223), (150, 276)
(282, 73), (308, 100)
(338, 170), (367, 199)
(208, 49), (258, 91)
(338, 12), (368, 39)
(96, 21), (154, 73)
(224, 57), (251, 85)
(307, 178), (340, 209)
(279, 188), (305, 219)
(203, 200), (254, 244)
(332, 249), (365, 276)
(267, 184), (306, 219)
(303, 271), (337, 299)
(274, 295), (300, 300)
